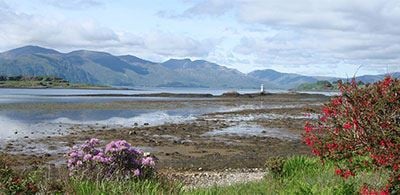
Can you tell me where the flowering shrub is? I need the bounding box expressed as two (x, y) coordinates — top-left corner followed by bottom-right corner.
(67, 139), (156, 180)
(303, 76), (400, 193)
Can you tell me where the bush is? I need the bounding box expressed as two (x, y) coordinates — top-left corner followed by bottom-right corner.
(67, 139), (156, 181)
(265, 157), (286, 178)
(0, 157), (39, 194)
(303, 76), (400, 193)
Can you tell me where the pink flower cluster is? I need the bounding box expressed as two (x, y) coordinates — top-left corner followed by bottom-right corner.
(67, 138), (156, 180)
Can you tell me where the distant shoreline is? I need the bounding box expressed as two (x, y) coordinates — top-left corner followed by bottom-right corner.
(0, 86), (130, 90)
(41, 91), (329, 98)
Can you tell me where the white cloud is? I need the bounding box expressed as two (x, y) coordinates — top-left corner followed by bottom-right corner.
(0, 1), (218, 62)
(1, 0), (400, 76)
(164, 0), (400, 75)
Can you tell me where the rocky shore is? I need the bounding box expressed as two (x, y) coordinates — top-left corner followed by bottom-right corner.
(0, 92), (329, 187)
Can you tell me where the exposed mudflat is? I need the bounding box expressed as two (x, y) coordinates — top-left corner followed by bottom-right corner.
(0, 93), (328, 187)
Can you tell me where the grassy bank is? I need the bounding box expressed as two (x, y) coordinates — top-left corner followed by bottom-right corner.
(190, 156), (388, 194)
(1, 156), (389, 194)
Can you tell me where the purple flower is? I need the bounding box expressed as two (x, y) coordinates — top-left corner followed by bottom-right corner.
(67, 138), (156, 180)
(83, 154), (92, 161)
(129, 147), (143, 155)
(141, 157), (155, 167)
(69, 151), (78, 158)
(133, 169), (141, 177)
(88, 138), (100, 145)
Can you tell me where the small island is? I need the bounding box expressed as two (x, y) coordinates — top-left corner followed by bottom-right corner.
(0, 75), (110, 89)
(295, 80), (366, 91)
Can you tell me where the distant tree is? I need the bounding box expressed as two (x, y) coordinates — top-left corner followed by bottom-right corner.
(317, 80), (333, 88)
(8, 76), (22, 81)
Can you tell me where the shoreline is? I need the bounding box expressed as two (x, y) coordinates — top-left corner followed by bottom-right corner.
(41, 92), (330, 98)
(0, 86), (131, 90)
(0, 93), (327, 172)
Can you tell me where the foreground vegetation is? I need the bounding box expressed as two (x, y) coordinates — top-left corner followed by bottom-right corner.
(0, 155), (389, 194)
(0, 75), (108, 89)
(193, 156), (389, 194)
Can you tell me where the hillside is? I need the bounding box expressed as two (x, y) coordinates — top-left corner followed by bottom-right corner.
(249, 69), (400, 89)
(0, 46), (262, 88)
(248, 69), (319, 89)
(0, 46), (398, 90)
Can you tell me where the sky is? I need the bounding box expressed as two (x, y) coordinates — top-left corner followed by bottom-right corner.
(0, 0), (399, 77)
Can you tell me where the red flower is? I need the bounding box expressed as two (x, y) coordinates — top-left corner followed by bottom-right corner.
(343, 122), (352, 130)
(332, 98), (342, 106)
(304, 123), (313, 133)
(304, 137), (313, 146)
(322, 107), (332, 116)
(382, 76), (392, 87)
(335, 168), (342, 175)
(342, 169), (354, 179)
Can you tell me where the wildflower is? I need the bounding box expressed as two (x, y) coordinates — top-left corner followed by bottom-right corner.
(69, 151), (78, 158)
(133, 169), (141, 177)
(304, 123), (313, 133)
(342, 169), (354, 179)
(343, 122), (352, 130)
(67, 138), (155, 180)
(335, 168), (342, 176)
(332, 98), (342, 106)
(83, 154), (92, 161)
(142, 157), (155, 167)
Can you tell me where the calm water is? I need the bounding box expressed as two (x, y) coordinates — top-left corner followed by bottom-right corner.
(0, 87), (332, 141)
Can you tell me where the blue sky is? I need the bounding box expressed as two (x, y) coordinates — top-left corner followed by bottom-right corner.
(1, 0), (399, 77)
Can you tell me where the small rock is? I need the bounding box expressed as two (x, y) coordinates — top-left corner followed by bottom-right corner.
(24, 136), (29, 139)
(261, 130), (267, 134)
(144, 123), (149, 126)
(198, 167), (203, 171)
(129, 131), (137, 135)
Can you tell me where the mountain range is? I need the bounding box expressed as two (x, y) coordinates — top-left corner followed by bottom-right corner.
(0, 46), (397, 89)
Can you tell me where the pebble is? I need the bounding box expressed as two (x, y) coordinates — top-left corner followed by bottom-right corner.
(169, 169), (266, 189)
(129, 131), (137, 135)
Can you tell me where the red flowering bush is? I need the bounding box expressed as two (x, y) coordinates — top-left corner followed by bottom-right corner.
(303, 76), (400, 193)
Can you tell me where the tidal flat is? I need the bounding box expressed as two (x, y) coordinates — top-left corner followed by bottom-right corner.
(0, 92), (329, 174)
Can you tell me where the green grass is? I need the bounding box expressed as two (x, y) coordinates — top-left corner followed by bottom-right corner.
(187, 156), (389, 195)
(65, 179), (183, 195)
(1, 156), (390, 194)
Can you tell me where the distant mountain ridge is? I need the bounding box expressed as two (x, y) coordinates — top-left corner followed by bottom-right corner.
(0, 45), (397, 89)
(247, 69), (400, 89)
(0, 46), (263, 88)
